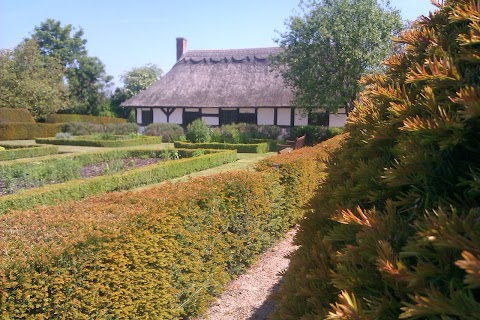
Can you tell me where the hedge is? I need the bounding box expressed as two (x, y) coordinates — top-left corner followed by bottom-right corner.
(0, 145), (58, 161)
(0, 123), (63, 140)
(0, 149), (237, 214)
(46, 114), (127, 124)
(174, 141), (269, 153)
(0, 136), (342, 319)
(0, 108), (35, 123)
(36, 135), (161, 147)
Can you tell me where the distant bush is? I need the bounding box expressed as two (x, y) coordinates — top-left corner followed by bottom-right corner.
(60, 122), (138, 136)
(46, 114), (127, 124)
(186, 119), (211, 143)
(144, 123), (184, 142)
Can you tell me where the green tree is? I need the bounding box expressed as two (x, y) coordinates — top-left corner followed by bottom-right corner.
(274, 0), (402, 113)
(110, 64), (163, 118)
(0, 40), (69, 121)
(29, 19), (113, 115)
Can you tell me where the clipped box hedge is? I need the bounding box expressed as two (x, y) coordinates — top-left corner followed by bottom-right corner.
(0, 108), (35, 123)
(174, 140), (269, 153)
(0, 123), (62, 140)
(0, 145), (58, 161)
(0, 149), (237, 214)
(36, 135), (161, 147)
(0, 137), (342, 319)
(46, 114), (127, 124)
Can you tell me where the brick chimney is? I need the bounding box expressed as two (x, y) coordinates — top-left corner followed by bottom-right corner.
(176, 37), (187, 61)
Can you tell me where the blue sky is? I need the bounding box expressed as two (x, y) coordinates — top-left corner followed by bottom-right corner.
(0, 0), (437, 87)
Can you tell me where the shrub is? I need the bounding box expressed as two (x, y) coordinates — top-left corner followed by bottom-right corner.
(144, 123), (185, 142)
(272, 2), (480, 319)
(186, 119), (211, 143)
(0, 123), (62, 140)
(46, 114), (127, 124)
(0, 108), (35, 123)
(104, 123), (139, 135)
(55, 132), (73, 139)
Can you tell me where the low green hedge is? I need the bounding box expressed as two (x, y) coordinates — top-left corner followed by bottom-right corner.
(0, 145), (58, 161)
(46, 114), (127, 124)
(174, 141), (269, 153)
(0, 149), (237, 214)
(36, 135), (161, 147)
(0, 123), (63, 140)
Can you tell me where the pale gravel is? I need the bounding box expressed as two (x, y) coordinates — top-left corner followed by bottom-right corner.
(194, 227), (298, 320)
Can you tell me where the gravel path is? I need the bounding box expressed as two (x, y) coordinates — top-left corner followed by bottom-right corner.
(194, 227), (298, 320)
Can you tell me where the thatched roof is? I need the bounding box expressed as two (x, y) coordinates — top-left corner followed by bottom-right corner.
(121, 47), (294, 108)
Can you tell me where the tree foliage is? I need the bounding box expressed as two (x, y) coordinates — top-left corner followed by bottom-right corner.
(274, 0), (403, 113)
(0, 40), (69, 121)
(273, 0), (480, 318)
(110, 64), (163, 118)
(29, 19), (113, 115)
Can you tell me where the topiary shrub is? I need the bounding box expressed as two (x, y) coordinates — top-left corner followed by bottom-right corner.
(273, 2), (480, 319)
(0, 108), (35, 123)
(186, 119), (211, 143)
(144, 123), (185, 142)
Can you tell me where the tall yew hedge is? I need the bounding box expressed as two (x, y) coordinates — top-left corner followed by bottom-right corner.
(273, 1), (480, 319)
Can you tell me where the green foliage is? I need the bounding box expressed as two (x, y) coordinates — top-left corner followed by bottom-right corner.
(290, 125), (345, 145)
(0, 149), (237, 214)
(0, 137), (339, 318)
(273, 0), (403, 112)
(273, 1), (480, 319)
(36, 135), (160, 147)
(0, 145), (58, 161)
(0, 108), (35, 123)
(143, 123), (185, 142)
(29, 19), (113, 116)
(0, 40), (69, 121)
(186, 119), (211, 143)
(0, 123), (62, 140)
(47, 114), (127, 124)
(174, 141), (269, 153)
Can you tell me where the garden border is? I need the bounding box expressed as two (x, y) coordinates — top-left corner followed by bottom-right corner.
(36, 135), (161, 147)
(0, 149), (237, 214)
(174, 141), (269, 153)
(0, 145), (58, 161)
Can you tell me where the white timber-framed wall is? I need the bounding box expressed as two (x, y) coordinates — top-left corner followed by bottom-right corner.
(135, 106), (345, 128)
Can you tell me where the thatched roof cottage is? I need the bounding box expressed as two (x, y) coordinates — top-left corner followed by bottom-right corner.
(121, 38), (347, 128)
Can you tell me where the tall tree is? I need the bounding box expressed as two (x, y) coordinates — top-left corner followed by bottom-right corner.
(274, 0), (403, 113)
(29, 19), (113, 115)
(110, 64), (163, 118)
(0, 40), (69, 121)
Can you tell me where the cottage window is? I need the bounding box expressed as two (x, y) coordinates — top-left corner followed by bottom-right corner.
(141, 109), (153, 125)
(220, 109), (239, 125)
(183, 110), (201, 126)
(308, 112), (329, 126)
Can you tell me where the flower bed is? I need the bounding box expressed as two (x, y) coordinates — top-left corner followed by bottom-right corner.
(0, 145), (58, 161)
(35, 135), (161, 147)
(0, 149), (237, 214)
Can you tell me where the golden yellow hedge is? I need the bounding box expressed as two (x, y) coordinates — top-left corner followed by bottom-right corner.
(0, 123), (62, 140)
(0, 108), (35, 123)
